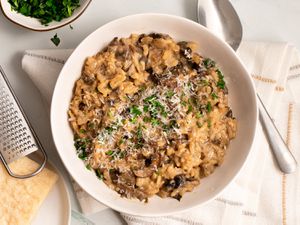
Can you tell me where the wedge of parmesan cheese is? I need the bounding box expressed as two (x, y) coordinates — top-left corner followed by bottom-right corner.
(0, 157), (58, 225)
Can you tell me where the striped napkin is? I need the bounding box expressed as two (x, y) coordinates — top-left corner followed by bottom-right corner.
(22, 41), (300, 225)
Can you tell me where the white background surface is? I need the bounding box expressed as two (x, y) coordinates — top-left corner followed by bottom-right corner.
(0, 0), (300, 224)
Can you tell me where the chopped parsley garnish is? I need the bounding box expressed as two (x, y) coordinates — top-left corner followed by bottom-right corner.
(79, 129), (86, 134)
(187, 104), (193, 114)
(203, 58), (216, 69)
(51, 33), (60, 46)
(106, 149), (126, 160)
(216, 69), (226, 89)
(151, 118), (160, 126)
(118, 151), (126, 159)
(143, 94), (168, 120)
(129, 117), (137, 123)
(166, 90), (175, 98)
(136, 125), (143, 139)
(74, 138), (89, 150)
(139, 86), (146, 92)
(152, 100), (163, 108)
(143, 117), (151, 123)
(130, 105), (142, 117)
(106, 150), (114, 156)
(104, 122), (119, 134)
(169, 119), (179, 129)
(129, 105), (142, 123)
(196, 112), (202, 119)
(8, 0), (80, 25)
(135, 124), (144, 148)
(105, 126), (114, 134)
(69, 24), (74, 30)
(162, 124), (169, 132)
(150, 107), (158, 118)
(74, 138), (90, 160)
(143, 105), (149, 112)
(78, 151), (87, 160)
(88, 122), (95, 129)
(196, 121), (202, 128)
(86, 164), (92, 170)
(95, 169), (104, 180)
(199, 79), (209, 86)
(207, 119), (212, 128)
(161, 110), (168, 118)
(206, 102), (212, 113)
(211, 92), (218, 100)
(181, 101), (187, 106)
(144, 95), (157, 103)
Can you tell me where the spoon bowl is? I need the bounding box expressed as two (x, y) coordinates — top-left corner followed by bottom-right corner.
(197, 0), (243, 50)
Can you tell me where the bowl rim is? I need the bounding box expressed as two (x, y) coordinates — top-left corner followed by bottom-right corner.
(0, 0), (92, 31)
(50, 13), (258, 216)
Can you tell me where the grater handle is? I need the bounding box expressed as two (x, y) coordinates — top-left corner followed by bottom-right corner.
(0, 147), (47, 179)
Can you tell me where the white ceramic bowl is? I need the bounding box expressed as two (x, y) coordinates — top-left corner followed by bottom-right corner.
(0, 0), (91, 31)
(51, 14), (258, 216)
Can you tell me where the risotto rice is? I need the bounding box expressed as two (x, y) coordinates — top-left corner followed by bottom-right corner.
(68, 33), (237, 202)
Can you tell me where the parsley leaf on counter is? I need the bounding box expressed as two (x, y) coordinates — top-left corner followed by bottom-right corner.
(51, 33), (60, 46)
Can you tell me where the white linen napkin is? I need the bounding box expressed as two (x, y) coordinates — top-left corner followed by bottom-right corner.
(22, 42), (300, 225)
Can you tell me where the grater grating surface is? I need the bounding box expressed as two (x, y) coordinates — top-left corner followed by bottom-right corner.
(0, 66), (47, 178)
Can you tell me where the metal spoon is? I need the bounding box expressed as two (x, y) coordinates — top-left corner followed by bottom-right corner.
(197, 0), (297, 173)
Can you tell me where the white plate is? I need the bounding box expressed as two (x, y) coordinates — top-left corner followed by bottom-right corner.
(0, 0), (91, 31)
(31, 162), (71, 225)
(51, 13), (258, 216)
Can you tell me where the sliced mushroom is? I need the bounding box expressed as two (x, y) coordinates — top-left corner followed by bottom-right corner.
(138, 33), (146, 43)
(146, 68), (160, 84)
(226, 109), (233, 118)
(178, 42), (207, 76)
(163, 174), (186, 191)
(144, 157), (152, 167)
(82, 72), (95, 85)
(164, 179), (176, 191)
(223, 85), (229, 94)
(132, 153), (161, 178)
(108, 37), (119, 47)
(109, 169), (119, 184)
(173, 194), (182, 201)
(116, 183), (148, 201)
(179, 44), (192, 60)
(118, 171), (136, 186)
(211, 138), (221, 145)
(149, 33), (165, 39)
(174, 175), (186, 188)
(78, 102), (86, 111)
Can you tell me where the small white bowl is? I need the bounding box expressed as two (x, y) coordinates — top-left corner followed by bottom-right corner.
(0, 0), (91, 31)
(51, 13), (258, 216)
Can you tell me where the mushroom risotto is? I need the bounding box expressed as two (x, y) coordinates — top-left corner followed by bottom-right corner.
(68, 33), (237, 201)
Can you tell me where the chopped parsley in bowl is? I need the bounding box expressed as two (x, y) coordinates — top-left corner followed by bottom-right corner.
(0, 0), (91, 31)
(8, 0), (80, 25)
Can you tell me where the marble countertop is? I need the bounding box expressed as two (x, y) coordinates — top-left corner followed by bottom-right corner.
(0, 0), (299, 224)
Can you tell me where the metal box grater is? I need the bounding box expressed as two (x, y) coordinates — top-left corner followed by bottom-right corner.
(0, 66), (47, 178)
